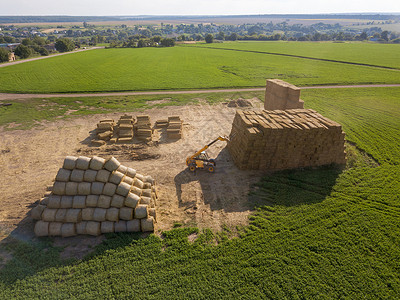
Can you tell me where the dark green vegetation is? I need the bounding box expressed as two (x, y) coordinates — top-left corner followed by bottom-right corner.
(0, 87), (399, 298)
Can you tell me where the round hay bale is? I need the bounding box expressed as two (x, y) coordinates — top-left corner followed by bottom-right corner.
(76, 222), (87, 235)
(93, 208), (107, 222)
(56, 168), (71, 182)
(55, 208), (67, 222)
(89, 156), (105, 170)
(141, 189), (152, 198)
(63, 156), (77, 170)
(149, 208), (157, 222)
(134, 205), (148, 219)
(123, 176), (134, 185)
(65, 209), (82, 223)
(130, 186), (142, 196)
(126, 219), (141, 232)
(143, 182), (152, 189)
(52, 181), (66, 195)
(144, 175), (155, 185)
(31, 204), (46, 220)
(91, 182), (105, 195)
(135, 173), (145, 182)
(109, 171), (124, 185)
(104, 157), (120, 172)
(106, 208), (119, 221)
(111, 194), (124, 208)
(86, 221), (101, 236)
(126, 167), (136, 178)
(86, 195), (99, 207)
(119, 207), (133, 220)
(141, 217), (155, 232)
(82, 208), (95, 221)
(76, 156), (91, 170)
(70, 169), (84, 182)
(78, 182), (91, 195)
(96, 169), (111, 183)
(61, 223), (76, 237)
(42, 208), (58, 222)
(140, 196), (151, 205)
(84, 169), (97, 182)
(34, 221), (49, 237)
(116, 182), (131, 196)
(114, 220), (127, 232)
(40, 197), (49, 206)
(101, 221), (114, 233)
(73, 196), (86, 209)
(103, 182), (117, 196)
(49, 222), (62, 236)
(47, 195), (61, 209)
(133, 178), (144, 189)
(125, 193), (140, 208)
(60, 196), (73, 208)
(65, 182), (78, 195)
(116, 165), (127, 174)
(98, 195), (111, 208)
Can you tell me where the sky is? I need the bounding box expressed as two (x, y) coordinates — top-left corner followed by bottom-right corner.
(0, 0), (399, 16)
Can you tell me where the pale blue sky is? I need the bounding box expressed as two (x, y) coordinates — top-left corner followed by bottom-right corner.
(0, 0), (399, 15)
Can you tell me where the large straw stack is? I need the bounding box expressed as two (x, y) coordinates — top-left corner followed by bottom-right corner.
(115, 115), (135, 143)
(264, 79), (304, 110)
(227, 109), (346, 170)
(32, 156), (157, 237)
(135, 115), (152, 141)
(166, 116), (183, 139)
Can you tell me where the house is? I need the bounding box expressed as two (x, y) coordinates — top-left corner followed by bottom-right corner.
(8, 52), (15, 62)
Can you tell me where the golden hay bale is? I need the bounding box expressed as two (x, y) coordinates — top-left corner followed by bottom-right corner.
(60, 196), (73, 208)
(119, 207), (133, 220)
(134, 205), (148, 219)
(89, 156), (105, 170)
(109, 171), (124, 185)
(101, 221), (114, 233)
(72, 196), (86, 209)
(92, 208), (107, 222)
(130, 186), (142, 196)
(31, 204), (46, 220)
(141, 189), (152, 198)
(133, 178), (144, 189)
(106, 208), (119, 222)
(42, 208), (58, 222)
(126, 167), (136, 178)
(47, 195), (61, 209)
(103, 182), (117, 196)
(56, 168), (71, 182)
(63, 156), (78, 170)
(149, 208), (157, 222)
(91, 182), (105, 195)
(140, 196), (151, 205)
(114, 221), (127, 232)
(86, 195), (99, 207)
(76, 222), (87, 235)
(40, 197), (49, 206)
(104, 157), (120, 172)
(76, 156), (91, 170)
(126, 219), (141, 232)
(116, 182), (131, 196)
(78, 182), (91, 195)
(65, 182), (78, 195)
(52, 181), (66, 195)
(65, 209), (82, 223)
(111, 194), (124, 208)
(143, 182), (152, 189)
(123, 176), (134, 185)
(86, 221), (101, 236)
(96, 169), (111, 183)
(125, 192), (140, 208)
(84, 169), (97, 182)
(117, 165), (128, 174)
(34, 221), (49, 237)
(55, 208), (67, 222)
(141, 217), (155, 232)
(135, 173), (145, 182)
(82, 208), (95, 221)
(144, 175), (155, 185)
(61, 223), (76, 237)
(49, 222), (62, 236)
(70, 169), (85, 182)
(98, 195), (111, 208)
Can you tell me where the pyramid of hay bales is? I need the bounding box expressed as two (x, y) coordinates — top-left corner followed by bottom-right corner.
(32, 156), (157, 237)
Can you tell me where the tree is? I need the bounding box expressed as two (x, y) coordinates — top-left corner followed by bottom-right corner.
(55, 38), (75, 52)
(216, 31), (225, 40)
(359, 32), (368, 40)
(0, 48), (10, 62)
(160, 38), (175, 47)
(381, 31), (389, 41)
(21, 38), (33, 46)
(227, 33), (238, 41)
(205, 34), (214, 43)
(14, 44), (32, 59)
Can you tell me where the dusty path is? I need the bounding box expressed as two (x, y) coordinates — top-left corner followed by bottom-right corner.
(0, 84), (399, 101)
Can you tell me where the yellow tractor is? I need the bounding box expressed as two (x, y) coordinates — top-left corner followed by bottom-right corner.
(185, 136), (230, 173)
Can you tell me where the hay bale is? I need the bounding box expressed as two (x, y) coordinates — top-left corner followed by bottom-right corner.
(56, 168), (71, 182)
(144, 175), (155, 185)
(60, 196), (73, 208)
(123, 176), (134, 185)
(55, 208), (67, 222)
(89, 156), (106, 170)
(97, 131), (113, 141)
(47, 195), (61, 209)
(76, 156), (91, 170)
(133, 178), (144, 189)
(126, 219), (141, 232)
(91, 182), (104, 195)
(82, 208), (95, 221)
(91, 140), (106, 147)
(61, 223), (76, 237)
(135, 173), (145, 182)
(63, 156), (77, 170)
(141, 217), (155, 232)
(119, 207), (133, 220)
(125, 192), (140, 208)
(77, 182), (91, 195)
(149, 208), (157, 222)
(93, 208), (107, 222)
(71, 169), (84, 182)
(126, 168), (136, 178)
(76, 222), (87, 235)
(65, 209), (82, 223)
(86, 195), (98, 207)
(49, 222), (62, 236)
(116, 182), (131, 196)
(117, 165), (128, 174)
(103, 182), (117, 196)
(141, 189), (152, 198)
(115, 221), (127, 232)
(143, 182), (152, 189)
(42, 208), (57, 222)
(96, 169), (111, 183)
(84, 169), (97, 182)
(31, 204), (46, 220)
(101, 221), (114, 233)
(34, 221), (49, 237)
(130, 186), (142, 196)
(53, 181), (66, 195)
(140, 196), (151, 205)
(86, 221), (101, 236)
(40, 197), (49, 206)
(111, 194), (124, 208)
(134, 205), (148, 219)
(65, 182), (78, 195)
(109, 171), (124, 185)
(106, 208), (119, 221)
(104, 157), (120, 172)
(73, 196), (86, 209)
(98, 195), (111, 208)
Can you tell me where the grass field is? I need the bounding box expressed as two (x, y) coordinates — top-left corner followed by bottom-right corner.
(0, 42), (399, 93)
(0, 87), (399, 298)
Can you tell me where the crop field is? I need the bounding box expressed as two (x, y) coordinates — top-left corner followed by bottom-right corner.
(0, 43), (399, 93)
(0, 87), (399, 298)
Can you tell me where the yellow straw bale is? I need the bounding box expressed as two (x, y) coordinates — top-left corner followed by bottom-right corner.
(89, 156), (105, 170)
(92, 208), (107, 222)
(119, 207), (133, 220)
(126, 219), (141, 232)
(82, 208), (95, 221)
(141, 217), (155, 232)
(63, 156), (77, 170)
(56, 168), (71, 182)
(31, 204), (46, 220)
(104, 157), (120, 172)
(101, 221), (114, 233)
(114, 221), (127, 232)
(86, 195), (99, 207)
(111, 194), (125, 208)
(42, 208), (58, 222)
(134, 205), (148, 219)
(61, 223), (76, 237)
(55, 208), (67, 222)
(106, 208), (119, 221)
(65, 209), (82, 223)
(34, 221), (49, 237)
(98, 195), (111, 208)
(73, 196), (86, 209)
(86, 221), (101, 236)
(60, 196), (73, 208)
(53, 181), (66, 195)
(125, 192), (140, 208)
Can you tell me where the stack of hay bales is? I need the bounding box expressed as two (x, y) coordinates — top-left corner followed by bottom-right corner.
(264, 79), (304, 110)
(154, 119), (168, 128)
(32, 156), (157, 237)
(135, 115), (152, 141)
(114, 115), (135, 144)
(166, 116), (183, 139)
(93, 120), (116, 146)
(227, 109), (346, 170)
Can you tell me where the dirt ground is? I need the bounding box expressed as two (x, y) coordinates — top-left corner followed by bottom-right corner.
(0, 100), (265, 258)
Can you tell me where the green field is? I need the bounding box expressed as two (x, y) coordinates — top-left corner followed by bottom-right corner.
(0, 42), (399, 93)
(0, 87), (399, 298)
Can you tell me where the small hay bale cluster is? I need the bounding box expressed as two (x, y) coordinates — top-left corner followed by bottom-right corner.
(93, 115), (135, 145)
(227, 109), (346, 170)
(135, 115), (153, 142)
(264, 79), (304, 110)
(32, 156), (157, 237)
(166, 116), (183, 139)
(227, 98), (253, 108)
